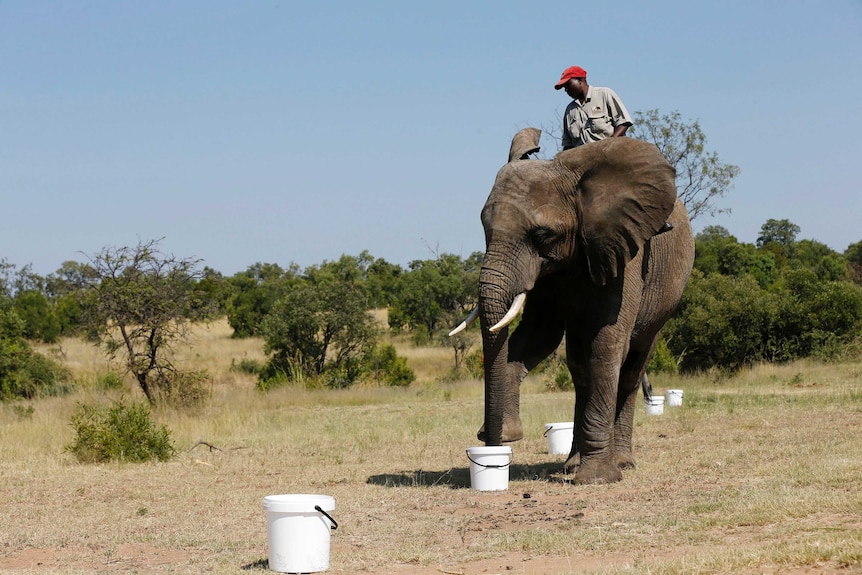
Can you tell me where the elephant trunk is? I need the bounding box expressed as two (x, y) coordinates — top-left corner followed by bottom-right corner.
(478, 262), (520, 446)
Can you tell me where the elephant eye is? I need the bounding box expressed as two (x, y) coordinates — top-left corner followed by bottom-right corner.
(530, 226), (560, 255)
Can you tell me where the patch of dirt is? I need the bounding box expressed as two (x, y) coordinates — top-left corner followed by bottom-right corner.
(0, 544), (194, 572)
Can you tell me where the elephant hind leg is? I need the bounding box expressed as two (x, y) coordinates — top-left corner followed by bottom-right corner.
(613, 341), (657, 468)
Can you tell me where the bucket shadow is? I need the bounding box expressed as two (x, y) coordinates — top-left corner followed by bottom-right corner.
(367, 468), (471, 488)
(240, 558), (268, 571)
(367, 461), (569, 489)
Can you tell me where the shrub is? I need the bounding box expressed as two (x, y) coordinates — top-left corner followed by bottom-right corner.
(256, 367), (290, 392)
(665, 271), (781, 371)
(0, 305), (71, 401)
(363, 343), (416, 387)
(647, 336), (679, 374)
(65, 400), (175, 463)
(463, 349), (485, 380)
(543, 355), (574, 392)
(230, 357), (263, 376)
(13, 290), (61, 343)
(153, 369), (210, 408)
(98, 371), (125, 391)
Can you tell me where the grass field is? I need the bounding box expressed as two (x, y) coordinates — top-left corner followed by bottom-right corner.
(1, 319), (861, 574)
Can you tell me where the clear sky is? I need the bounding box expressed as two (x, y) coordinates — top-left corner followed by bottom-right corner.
(3, 1), (861, 276)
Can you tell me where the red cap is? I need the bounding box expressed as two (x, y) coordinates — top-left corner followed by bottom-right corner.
(554, 66), (587, 89)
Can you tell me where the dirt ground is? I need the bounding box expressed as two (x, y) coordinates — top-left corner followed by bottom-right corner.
(3, 360), (861, 574)
(2, 484), (856, 575)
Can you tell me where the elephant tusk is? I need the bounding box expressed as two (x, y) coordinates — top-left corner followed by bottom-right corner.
(489, 292), (526, 333)
(448, 307), (479, 337)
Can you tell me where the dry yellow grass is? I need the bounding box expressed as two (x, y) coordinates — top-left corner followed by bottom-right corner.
(3, 321), (861, 574)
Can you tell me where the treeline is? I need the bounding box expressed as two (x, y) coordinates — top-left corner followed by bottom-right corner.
(0, 246), (483, 400)
(663, 220), (862, 371)
(3, 219), (862, 401)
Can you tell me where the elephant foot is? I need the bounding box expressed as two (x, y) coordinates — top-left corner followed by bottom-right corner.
(477, 418), (524, 444)
(563, 451), (580, 474)
(615, 451), (637, 470)
(572, 456), (623, 485)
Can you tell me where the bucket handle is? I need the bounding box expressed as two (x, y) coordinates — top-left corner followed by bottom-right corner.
(543, 426), (553, 437)
(314, 505), (338, 530)
(466, 451), (512, 469)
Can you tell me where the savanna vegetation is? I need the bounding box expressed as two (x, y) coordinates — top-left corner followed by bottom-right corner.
(1, 322), (860, 574)
(1, 110), (861, 572)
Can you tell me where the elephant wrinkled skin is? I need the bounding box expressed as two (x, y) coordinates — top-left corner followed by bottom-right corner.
(473, 128), (694, 485)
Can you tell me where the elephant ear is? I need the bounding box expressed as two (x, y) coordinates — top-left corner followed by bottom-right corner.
(507, 128), (542, 162)
(557, 138), (677, 285)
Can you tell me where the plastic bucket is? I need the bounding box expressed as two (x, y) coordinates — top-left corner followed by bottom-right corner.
(666, 389), (684, 407)
(645, 395), (665, 416)
(263, 494), (337, 573)
(543, 422), (574, 455)
(466, 446), (511, 491)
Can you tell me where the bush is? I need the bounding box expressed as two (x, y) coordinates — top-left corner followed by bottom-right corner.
(98, 371), (126, 391)
(256, 366), (291, 392)
(230, 357), (263, 376)
(543, 355), (574, 392)
(463, 349), (485, 380)
(65, 400), (175, 463)
(363, 344), (415, 387)
(0, 305), (71, 401)
(13, 291), (61, 343)
(647, 336), (679, 374)
(154, 369), (210, 408)
(665, 271), (781, 371)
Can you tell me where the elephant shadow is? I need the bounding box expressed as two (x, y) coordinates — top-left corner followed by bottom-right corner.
(366, 461), (568, 489)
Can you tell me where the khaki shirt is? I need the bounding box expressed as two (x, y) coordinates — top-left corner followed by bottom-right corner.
(561, 86), (633, 149)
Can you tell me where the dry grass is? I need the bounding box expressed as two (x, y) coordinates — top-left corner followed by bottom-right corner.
(2, 321), (861, 574)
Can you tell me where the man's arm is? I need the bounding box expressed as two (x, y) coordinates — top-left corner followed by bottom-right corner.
(612, 124), (630, 137)
(605, 88), (633, 137)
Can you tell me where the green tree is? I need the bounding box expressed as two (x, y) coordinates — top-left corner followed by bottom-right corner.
(362, 252), (404, 309)
(756, 219), (801, 270)
(225, 262), (298, 337)
(845, 240), (862, 284)
(260, 256), (379, 388)
(773, 269), (862, 359)
(694, 226), (777, 288)
(665, 271), (781, 371)
(757, 218), (800, 249)
(195, 267), (231, 316)
(790, 240), (848, 282)
(0, 297), (69, 401)
(79, 239), (216, 406)
(12, 290), (60, 342)
(631, 109), (740, 221)
(46, 261), (99, 335)
(390, 253), (480, 339)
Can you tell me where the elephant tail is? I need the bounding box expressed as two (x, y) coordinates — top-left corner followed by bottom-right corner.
(641, 373), (653, 401)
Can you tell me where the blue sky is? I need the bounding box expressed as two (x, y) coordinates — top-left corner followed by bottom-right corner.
(2, 1), (861, 276)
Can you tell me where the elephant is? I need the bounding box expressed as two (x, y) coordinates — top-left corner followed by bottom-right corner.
(451, 128), (694, 485)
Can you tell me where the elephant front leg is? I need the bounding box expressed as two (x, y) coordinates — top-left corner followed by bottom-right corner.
(477, 311), (564, 444)
(571, 385), (623, 485)
(477, 360), (526, 442)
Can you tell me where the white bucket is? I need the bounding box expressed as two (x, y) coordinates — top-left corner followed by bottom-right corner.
(466, 446), (511, 491)
(263, 494), (336, 573)
(645, 395), (665, 416)
(666, 389), (684, 407)
(543, 422), (574, 455)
